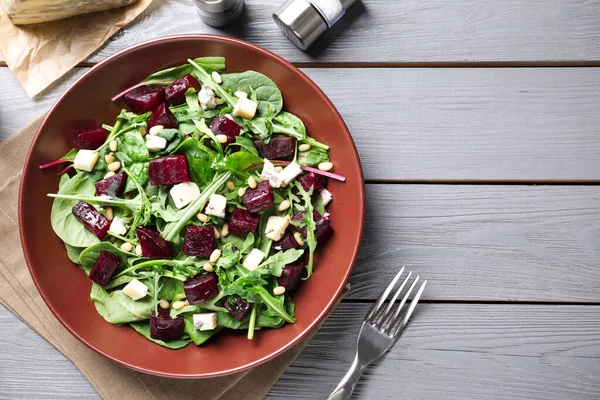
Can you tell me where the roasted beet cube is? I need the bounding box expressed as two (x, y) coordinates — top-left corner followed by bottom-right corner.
(123, 85), (165, 114)
(298, 172), (327, 192)
(242, 180), (273, 213)
(148, 155), (190, 186)
(273, 231), (300, 252)
(150, 308), (185, 341)
(89, 251), (122, 287)
(254, 137), (296, 160)
(209, 116), (241, 146)
(292, 211), (333, 244)
(184, 273), (219, 305)
(72, 201), (110, 240)
(278, 260), (306, 292)
(224, 295), (251, 321)
(72, 127), (107, 150)
(147, 102), (177, 130)
(182, 226), (214, 257)
(228, 207), (259, 236)
(95, 171), (126, 198)
(165, 74), (201, 106)
(137, 227), (172, 258)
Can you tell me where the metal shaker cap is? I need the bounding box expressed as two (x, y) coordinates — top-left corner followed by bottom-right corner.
(194, 0), (244, 27)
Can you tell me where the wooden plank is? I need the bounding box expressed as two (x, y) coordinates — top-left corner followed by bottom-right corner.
(2, 0), (596, 64)
(2, 67), (600, 181)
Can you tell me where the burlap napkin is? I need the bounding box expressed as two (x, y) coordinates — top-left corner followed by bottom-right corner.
(0, 115), (344, 399)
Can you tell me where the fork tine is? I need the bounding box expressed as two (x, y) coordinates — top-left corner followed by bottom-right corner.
(374, 271), (412, 327)
(390, 280), (427, 337)
(381, 275), (419, 332)
(365, 267), (405, 323)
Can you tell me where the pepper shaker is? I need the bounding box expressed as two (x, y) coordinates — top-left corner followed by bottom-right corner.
(273, 0), (359, 50)
(193, 0), (244, 27)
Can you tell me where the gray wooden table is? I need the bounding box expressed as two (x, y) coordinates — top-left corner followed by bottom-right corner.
(1, 0), (600, 398)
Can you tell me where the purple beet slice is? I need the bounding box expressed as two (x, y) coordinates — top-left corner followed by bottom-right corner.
(89, 251), (122, 287)
(136, 227), (172, 258)
(228, 207), (260, 236)
(123, 85), (165, 114)
(253, 137), (296, 160)
(95, 171), (126, 198)
(209, 116), (241, 146)
(182, 226), (214, 257)
(278, 260), (306, 292)
(148, 155), (190, 186)
(292, 211), (334, 244)
(298, 172), (327, 192)
(184, 273), (219, 305)
(165, 74), (201, 106)
(242, 180), (273, 213)
(273, 231), (300, 252)
(72, 201), (110, 240)
(224, 295), (251, 321)
(147, 102), (177, 130)
(72, 127), (107, 150)
(150, 308), (185, 341)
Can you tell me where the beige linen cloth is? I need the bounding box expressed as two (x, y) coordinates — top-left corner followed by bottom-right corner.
(0, 115), (343, 399)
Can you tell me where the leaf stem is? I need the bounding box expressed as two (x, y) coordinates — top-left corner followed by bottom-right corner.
(247, 303), (257, 340)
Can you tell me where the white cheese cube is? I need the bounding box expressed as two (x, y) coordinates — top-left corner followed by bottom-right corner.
(199, 86), (217, 110)
(320, 188), (333, 206)
(265, 216), (290, 241)
(73, 150), (99, 172)
(279, 162), (303, 185)
(193, 313), (217, 331)
(243, 248), (265, 271)
(260, 159), (283, 188)
(146, 134), (167, 152)
(122, 279), (148, 300)
(108, 217), (127, 236)
(205, 194), (227, 218)
(232, 97), (258, 120)
(170, 182), (201, 209)
(149, 125), (164, 136)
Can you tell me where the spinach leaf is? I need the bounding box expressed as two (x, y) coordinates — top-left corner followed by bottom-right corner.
(221, 151), (263, 178)
(173, 138), (215, 186)
(183, 316), (222, 345)
(256, 249), (304, 277)
(157, 128), (184, 154)
(220, 232), (254, 254)
(216, 311), (249, 330)
(91, 283), (154, 324)
(298, 147), (330, 167)
(272, 111), (329, 150)
(116, 131), (150, 192)
(130, 321), (191, 349)
(233, 136), (259, 156)
(79, 242), (134, 274)
(65, 244), (84, 264)
(221, 71), (283, 119)
(244, 118), (272, 140)
(143, 57), (226, 82)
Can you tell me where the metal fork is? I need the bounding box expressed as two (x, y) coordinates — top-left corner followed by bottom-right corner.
(328, 267), (427, 400)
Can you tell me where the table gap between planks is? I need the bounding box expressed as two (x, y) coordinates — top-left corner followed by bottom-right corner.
(0, 0), (599, 398)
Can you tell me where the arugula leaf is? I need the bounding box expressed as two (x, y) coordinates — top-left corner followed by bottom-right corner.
(130, 320), (192, 349)
(295, 182), (317, 279)
(244, 118), (272, 140)
(143, 57), (226, 82)
(91, 283), (154, 325)
(256, 249), (304, 277)
(221, 71), (283, 119)
(216, 243), (242, 269)
(247, 285), (295, 323)
(157, 128), (184, 154)
(233, 136), (259, 156)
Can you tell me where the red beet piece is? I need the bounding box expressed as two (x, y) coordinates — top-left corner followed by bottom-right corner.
(224, 295), (251, 321)
(182, 226), (214, 257)
(72, 127), (107, 150)
(228, 207), (260, 236)
(209, 116), (241, 146)
(95, 171), (126, 198)
(72, 201), (110, 240)
(298, 172), (327, 192)
(253, 137), (296, 160)
(273, 231), (300, 252)
(148, 155), (190, 186)
(242, 180), (273, 213)
(278, 260), (306, 292)
(136, 227), (172, 258)
(165, 74), (200, 106)
(150, 308), (185, 341)
(184, 273), (219, 305)
(123, 85), (165, 114)
(147, 102), (177, 130)
(292, 210), (333, 244)
(89, 251), (122, 287)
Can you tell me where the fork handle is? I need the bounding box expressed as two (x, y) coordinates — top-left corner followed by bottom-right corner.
(327, 354), (366, 400)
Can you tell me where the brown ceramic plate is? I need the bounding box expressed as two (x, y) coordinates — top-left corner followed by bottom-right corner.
(19, 35), (364, 378)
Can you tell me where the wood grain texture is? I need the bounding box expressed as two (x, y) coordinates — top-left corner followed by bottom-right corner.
(2, 67), (600, 181)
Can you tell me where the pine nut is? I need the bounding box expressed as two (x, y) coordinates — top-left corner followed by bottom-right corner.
(149, 125), (163, 136)
(209, 249), (222, 262)
(184, 299), (190, 306)
(318, 162), (333, 171)
(104, 171), (116, 179)
(294, 232), (305, 246)
(120, 242), (133, 252)
(105, 207), (114, 221)
(274, 166), (283, 173)
(238, 187), (247, 197)
(139, 127), (147, 136)
(214, 227), (221, 239)
(135, 245), (143, 256)
(211, 71), (223, 84)
(248, 176), (257, 189)
(226, 181), (235, 191)
(104, 154), (115, 164)
(172, 300), (187, 310)
(216, 134), (228, 144)
(234, 91), (248, 99)
(221, 223), (229, 237)
(109, 140), (118, 152)
(299, 143), (311, 152)
(215, 98), (224, 105)
(224, 114), (234, 120)
(197, 213), (209, 223)
(203, 263), (214, 272)
(278, 200), (291, 211)
(273, 286), (286, 296)
(107, 161), (121, 172)
(159, 299), (170, 309)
